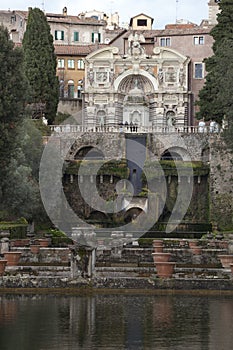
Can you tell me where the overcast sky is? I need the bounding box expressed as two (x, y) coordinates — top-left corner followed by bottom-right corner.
(2, 0), (209, 29)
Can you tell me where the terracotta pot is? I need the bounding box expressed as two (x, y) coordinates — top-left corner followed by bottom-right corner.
(0, 260), (8, 276)
(188, 240), (199, 248)
(152, 240), (164, 248)
(11, 239), (30, 247)
(218, 255), (233, 268)
(229, 264), (233, 275)
(152, 252), (171, 263)
(30, 245), (40, 254)
(155, 262), (176, 278)
(4, 252), (22, 266)
(190, 246), (202, 255)
(153, 245), (164, 253)
(38, 239), (50, 247)
(218, 241), (229, 250)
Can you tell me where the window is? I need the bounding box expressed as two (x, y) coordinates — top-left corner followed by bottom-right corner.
(11, 15), (16, 24)
(137, 19), (147, 26)
(160, 37), (171, 46)
(55, 30), (64, 40)
(194, 36), (204, 45)
(57, 58), (65, 68)
(194, 63), (204, 79)
(92, 32), (101, 43)
(68, 80), (74, 98)
(74, 31), (79, 42)
(67, 59), (75, 69)
(77, 59), (85, 70)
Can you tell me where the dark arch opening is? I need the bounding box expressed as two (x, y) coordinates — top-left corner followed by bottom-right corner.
(160, 150), (182, 161)
(75, 146), (104, 160)
(124, 207), (143, 224)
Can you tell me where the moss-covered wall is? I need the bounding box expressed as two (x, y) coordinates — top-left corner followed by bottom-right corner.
(209, 136), (233, 230)
(59, 132), (233, 231)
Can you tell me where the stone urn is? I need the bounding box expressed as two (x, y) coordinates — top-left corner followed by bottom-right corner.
(4, 252), (22, 266)
(38, 239), (50, 247)
(218, 255), (233, 268)
(0, 260), (8, 276)
(152, 252), (171, 263)
(155, 262), (176, 278)
(30, 245), (40, 254)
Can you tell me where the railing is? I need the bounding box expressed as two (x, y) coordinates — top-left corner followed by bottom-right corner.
(49, 124), (221, 135)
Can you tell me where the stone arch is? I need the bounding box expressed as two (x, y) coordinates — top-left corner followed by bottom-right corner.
(160, 147), (190, 161)
(74, 146), (104, 160)
(114, 69), (158, 92)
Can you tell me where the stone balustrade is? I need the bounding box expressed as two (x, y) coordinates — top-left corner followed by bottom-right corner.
(49, 124), (221, 135)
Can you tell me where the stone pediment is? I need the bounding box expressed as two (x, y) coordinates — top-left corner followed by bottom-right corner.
(85, 47), (119, 61)
(153, 47), (189, 63)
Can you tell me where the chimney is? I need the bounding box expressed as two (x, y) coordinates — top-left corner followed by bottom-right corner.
(63, 7), (67, 16)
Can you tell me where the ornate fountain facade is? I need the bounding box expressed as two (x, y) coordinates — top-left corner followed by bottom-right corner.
(83, 34), (190, 130)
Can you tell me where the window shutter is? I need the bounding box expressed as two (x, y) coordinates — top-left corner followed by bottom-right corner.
(74, 32), (79, 41)
(61, 31), (64, 40)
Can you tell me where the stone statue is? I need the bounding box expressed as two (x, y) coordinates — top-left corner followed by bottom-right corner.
(87, 69), (94, 86)
(128, 32), (145, 58)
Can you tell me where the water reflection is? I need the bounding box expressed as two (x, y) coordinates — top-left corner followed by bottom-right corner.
(0, 293), (233, 349)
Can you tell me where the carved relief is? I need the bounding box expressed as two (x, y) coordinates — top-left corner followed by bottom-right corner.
(96, 71), (108, 82)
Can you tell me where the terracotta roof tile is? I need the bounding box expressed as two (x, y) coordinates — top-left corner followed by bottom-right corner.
(122, 26), (213, 39)
(14, 10), (105, 25)
(54, 44), (107, 56)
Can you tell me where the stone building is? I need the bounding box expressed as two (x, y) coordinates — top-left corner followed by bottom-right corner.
(0, 7), (106, 45)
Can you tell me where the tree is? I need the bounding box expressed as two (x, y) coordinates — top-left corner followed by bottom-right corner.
(0, 25), (26, 196)
(23, 8), (59, 124)
(197, 0), (233, 129)
(0, 25), (44, 221)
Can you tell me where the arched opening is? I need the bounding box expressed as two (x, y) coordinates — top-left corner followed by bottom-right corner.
(118, 74), (155, 128)
(161, 150), (182, 161)
(160, 147), (190, 161)
(68, 79), (74, 98)
(75, 146), (104, 160)
(166, 110), (176, 127)
(87, 211), (109, 223)
(124, 207), (143, 223)
(201, 147), (210, 163)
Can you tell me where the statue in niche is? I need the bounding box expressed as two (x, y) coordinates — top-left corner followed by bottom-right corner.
(166, 111), (176, 128)
(158, 68), (164, 85)
(87, 69), (94, 86)
(109, 69), (115, 86)
(179, 68), (184, 86)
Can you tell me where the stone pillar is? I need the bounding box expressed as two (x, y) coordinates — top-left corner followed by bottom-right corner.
(0, 238), (10, 254)
(87, 248), (96, 277)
